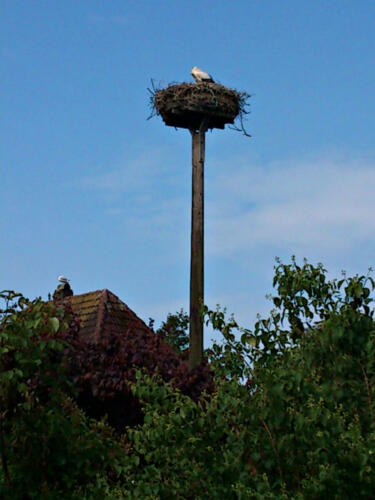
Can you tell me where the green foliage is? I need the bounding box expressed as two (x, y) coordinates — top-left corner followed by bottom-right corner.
(0, 291), (68, 402)
(0, 292), (128, 498)
(156, 309), (190, 354)
(121, 372), (282, 499)
(118, 259), (375, 498)
(2, 257), (375, 498)
(4, 396), (129, 499)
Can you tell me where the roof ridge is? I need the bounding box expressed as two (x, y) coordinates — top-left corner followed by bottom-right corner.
(104, 290), (152, 332)
(67, 288), (156, 343)
(94, 289), (109, 341)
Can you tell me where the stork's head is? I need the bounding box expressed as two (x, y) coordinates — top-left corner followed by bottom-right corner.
(58, 275), (70, 284)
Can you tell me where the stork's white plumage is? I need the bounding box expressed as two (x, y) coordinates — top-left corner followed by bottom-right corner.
(191, 66), (214, 83)
(58, 275), (70, 283)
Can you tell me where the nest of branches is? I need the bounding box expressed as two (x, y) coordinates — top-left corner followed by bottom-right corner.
(148, 81), (251, 136)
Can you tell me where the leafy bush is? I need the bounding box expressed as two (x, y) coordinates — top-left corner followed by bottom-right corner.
(0, 290), (212, 497)
(1, 258), (375, 498)
(0, 292), (127, 498)
(118, 259), (375, 498)
(66, 316), (213, 431)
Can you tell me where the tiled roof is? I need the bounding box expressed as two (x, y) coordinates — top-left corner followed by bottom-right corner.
(64, 289), (153, 343)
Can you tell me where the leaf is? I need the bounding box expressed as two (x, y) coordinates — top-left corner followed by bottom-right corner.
(17, 382), (27, 393)
(49, 317), (60, 333)
(241, 333), (257, 347)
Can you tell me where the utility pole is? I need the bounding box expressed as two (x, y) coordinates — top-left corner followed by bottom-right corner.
(152, 79), (247, 369)
(189, 122), (207, 369)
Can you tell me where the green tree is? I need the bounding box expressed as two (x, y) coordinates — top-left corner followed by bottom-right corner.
(2, 258), (375, 498)
(156, 309), (189, 355)
(120, 258), (375, 498)
(0, 292), (127, 499)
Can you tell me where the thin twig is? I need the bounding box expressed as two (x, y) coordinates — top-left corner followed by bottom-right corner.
(361, 363), (374, 423)
(0, 405), (10, 487)
(261, 417), (283, 481)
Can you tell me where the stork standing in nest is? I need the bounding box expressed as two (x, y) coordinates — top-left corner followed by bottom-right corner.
(191, 66), (215, 83)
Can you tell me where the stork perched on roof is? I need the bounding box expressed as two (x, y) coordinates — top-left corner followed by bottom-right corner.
(191, 66), (215, 83)
(53, 275), (73, 300)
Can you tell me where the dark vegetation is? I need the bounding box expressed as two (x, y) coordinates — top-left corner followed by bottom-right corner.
(69, 310), (212, 431)
(155, 309), (190, 356)
(1, 258), (375, 498)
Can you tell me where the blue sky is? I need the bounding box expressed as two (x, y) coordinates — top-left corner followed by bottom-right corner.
(2, 1), (375, 340)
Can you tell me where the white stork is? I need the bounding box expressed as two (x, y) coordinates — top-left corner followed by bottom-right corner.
(191, 66), (214, 83)
(58, 275), (70, 284)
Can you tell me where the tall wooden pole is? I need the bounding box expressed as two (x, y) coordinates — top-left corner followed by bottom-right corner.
(189, 121), (206, 369)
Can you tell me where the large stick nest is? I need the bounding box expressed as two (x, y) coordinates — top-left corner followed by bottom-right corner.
(148, 81), (251, 136)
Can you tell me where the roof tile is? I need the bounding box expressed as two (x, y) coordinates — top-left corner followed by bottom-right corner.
(64, 289), (154, 343)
